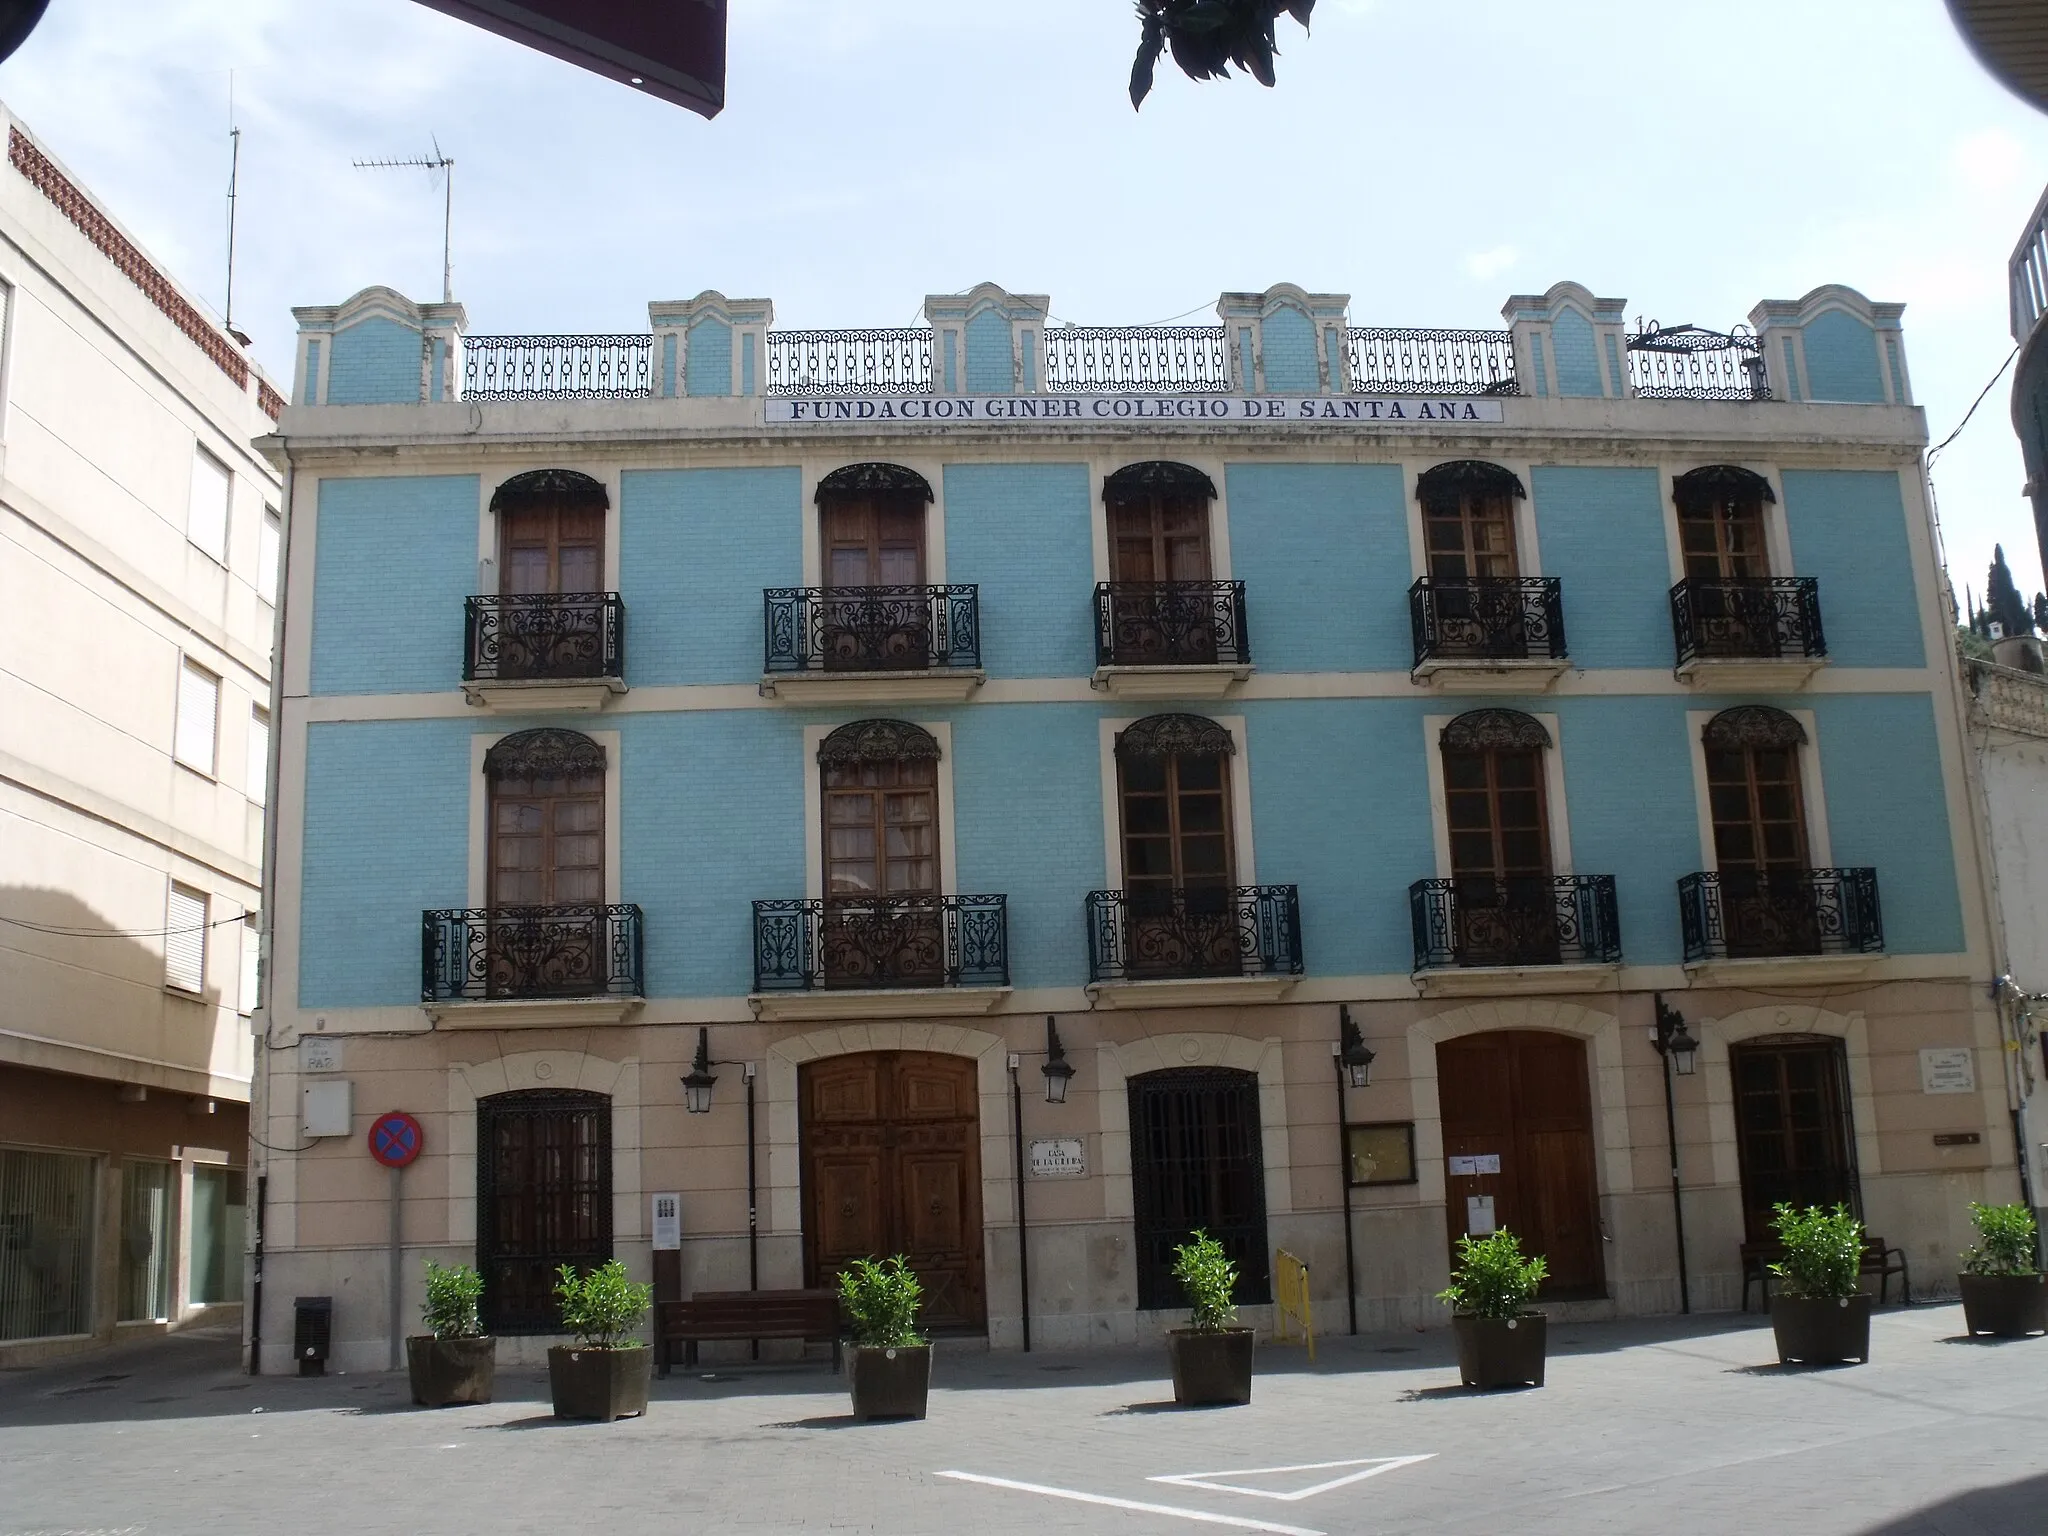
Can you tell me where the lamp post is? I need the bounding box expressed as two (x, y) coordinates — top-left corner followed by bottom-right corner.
(1651, 996), (1700, 1314)
(1007, 1017), (1075, 1353)
(1333, 1005), (1375, 1335)
(681, 1027), (760, 1299)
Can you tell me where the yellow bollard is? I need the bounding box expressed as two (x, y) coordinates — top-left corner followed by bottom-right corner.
(1273, 1248), (1314, 1363)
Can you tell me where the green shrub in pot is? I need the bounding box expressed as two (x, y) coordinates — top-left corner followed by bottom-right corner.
(1438, 1229), (1548, 1389)
(547, 1259), (654, 1421)
(1164, 1231), (1255, 1405)
(839, 1256), (931, 1419)
(406, 1260), (494, 1407)
(1959, 1201), (2046, 1338)
(1767, 1203), (1871, 1365)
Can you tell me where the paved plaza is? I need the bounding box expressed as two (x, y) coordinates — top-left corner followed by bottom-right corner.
(2, 1305), (2045, 1536)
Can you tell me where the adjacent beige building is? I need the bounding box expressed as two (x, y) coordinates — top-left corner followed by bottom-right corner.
(0, 103), (281, 1364)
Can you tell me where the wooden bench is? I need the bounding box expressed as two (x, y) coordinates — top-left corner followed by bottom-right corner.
(1740, 1239), (1911, 1311)
(655, 1288), (842, 1376)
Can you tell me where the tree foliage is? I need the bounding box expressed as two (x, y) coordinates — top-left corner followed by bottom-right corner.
(1130, 0), (1316, 109)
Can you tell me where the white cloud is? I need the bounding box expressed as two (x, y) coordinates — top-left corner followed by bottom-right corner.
(1955, 127), (2028, 193)
(1462, 245), (1517, 281)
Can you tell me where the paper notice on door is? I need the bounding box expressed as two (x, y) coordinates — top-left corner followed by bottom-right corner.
(1448, 1153), (1501, 1177)
(1467, 1194), (1496, 1236)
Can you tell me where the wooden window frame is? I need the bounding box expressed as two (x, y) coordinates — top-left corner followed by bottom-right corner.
(822, 755), (941, 899)
(1115, 744), (1237, 894)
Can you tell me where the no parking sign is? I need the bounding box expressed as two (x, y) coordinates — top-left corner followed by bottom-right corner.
(368, 1110), (423, 1168)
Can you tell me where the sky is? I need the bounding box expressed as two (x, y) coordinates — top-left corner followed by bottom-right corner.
(4, 0), (2047, 600)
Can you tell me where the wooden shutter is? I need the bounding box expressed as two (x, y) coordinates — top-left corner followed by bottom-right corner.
(165, 883), (206, 992)
(174, 662), (219, 773)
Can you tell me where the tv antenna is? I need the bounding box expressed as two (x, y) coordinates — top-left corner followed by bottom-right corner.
(353, 138), (454, 302)
(223, 70), (248, 345)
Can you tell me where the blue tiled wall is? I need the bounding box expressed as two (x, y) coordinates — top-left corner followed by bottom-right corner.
(943, 463), (1094, 678)
(964, 311), (1013, 394)
(1781, 470), (1924, 668)
(686, 318), (733, 397)
(621, 467), (801, 685)
(1801, 311), (1886, 404)
(324, 317), (420, 406)
(1226, 464), (1410, 672)
(310, 475), (478, 695)
(1550, 309), (1603, 397)
(1260, 308), (1320, 393)
(299, 719), (471, 1007)
(1531, 467), (1671, 668)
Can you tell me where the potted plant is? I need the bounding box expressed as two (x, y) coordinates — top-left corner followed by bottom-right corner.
(1768, 1203), (1871, 1365)
(547, 1259), (654, 1421)
(406, 1259), (495, 1407)
(839, 1255), (930, 1421)
(1165, 1230), (1255, 1406)
(1959, 1201), (2046, 1338)
(1438, 1229), (1548, 1390)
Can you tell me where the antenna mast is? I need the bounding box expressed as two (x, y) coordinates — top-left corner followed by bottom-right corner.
(224, 71), (247, 344)
(353, 139), (454, 303)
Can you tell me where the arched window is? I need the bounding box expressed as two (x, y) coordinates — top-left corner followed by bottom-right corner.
(1674, 465), (1773, 581)
(1417, 461), (1525, 581)
(1702, 706), (1809, 875)
(817, 720), (942, 985)
(1104, 461), (1216, 583)
(1439, 710), (1556, 965)
(492, 469), (606, 595)
(484, 729), (605, 907)
(816, 463), (932, 590)
(1115, 714), (1237, 975)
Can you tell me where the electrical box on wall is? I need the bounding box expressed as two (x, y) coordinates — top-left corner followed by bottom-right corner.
(302, 1079), (353, 1138)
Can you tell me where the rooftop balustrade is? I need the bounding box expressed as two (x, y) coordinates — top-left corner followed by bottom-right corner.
(1625, 322), (1771, 400)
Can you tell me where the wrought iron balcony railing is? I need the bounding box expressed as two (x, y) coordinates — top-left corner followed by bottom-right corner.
(1085, 885), (1302, 984)
(1670, 577), (1825, 666)
(752, 896), (1009, 991)
(464, 335), (653, 401)
(1094, 581), (1249, 668)
(464, 593), (625, 682)
(1345, 328), (1520, 397)
(762, 585), (980, 673)
(422, 904), (644, 1003)
(765, 328), (933, 396)
(1678, 869), (1882, 963)
(1625, 323), (1771, 400)
(1410, 577), (1566, 667)
(1044, 326), (1233, 393)
(1410, 875), (1620, 971)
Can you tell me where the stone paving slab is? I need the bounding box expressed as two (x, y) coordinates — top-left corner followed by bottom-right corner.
(2, 1307), (2044, 1536)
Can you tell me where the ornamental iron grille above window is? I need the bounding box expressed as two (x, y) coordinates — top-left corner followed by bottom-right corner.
(1416, 460), (1527, 509)
(490, 468), (610, 516)
(1702, 704), (1807, 752)
(476, 1090), (613, 1335)
(1114, 713), (1236, 761)
(1103, 461), (1219, 502)
(814, 462), (934, 503)
(482, 727), (607, 782)
(1439, 709), (1551, 752)
(1128, 1068), (1272, 1311)
(816, 718), (941, 766)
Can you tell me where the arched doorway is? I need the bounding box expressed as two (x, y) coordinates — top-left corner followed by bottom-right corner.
(1435, 1030), (1603, 1297)
(799, 1052), (985, 1329)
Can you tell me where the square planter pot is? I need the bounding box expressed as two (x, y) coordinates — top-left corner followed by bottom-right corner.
(1770, 1293), (1871, 1365)
(406, 1335), (496, 1407)
(848, 1343), (931, 1420)
(547, 1345), (652, 1421)
(1959, 1272), (2048, 1338)
(1452, 1313), (1546, 1390)
(1167, 1328), (1255, 1406)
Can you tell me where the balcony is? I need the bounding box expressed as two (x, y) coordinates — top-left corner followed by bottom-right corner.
(1678, 869), (1883, 984)
(1409, 577), (1568, 692)
(1409, 876), (1620, 996)
(1092, 581), (1251, 697)
(760, 585), (983, 703)
(1669, 577), (1826, 689)
(1084, 885), (1302, 1008)
(462, 593), (626, 710)
(421, 904), (644, 1025)
(749, 896), (1010, 1020)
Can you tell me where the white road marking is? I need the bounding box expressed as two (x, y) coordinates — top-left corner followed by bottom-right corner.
(934, 1470), (1327, 1536)
(1151, 1455), (1436, 1502)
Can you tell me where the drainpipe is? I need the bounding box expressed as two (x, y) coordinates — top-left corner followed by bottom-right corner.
(745, 1062), (759, 1294)
(247, 1172), (266, 1375)
(1009, 1053), (1030, 1352)
(1332, 1045), (1358, 1335)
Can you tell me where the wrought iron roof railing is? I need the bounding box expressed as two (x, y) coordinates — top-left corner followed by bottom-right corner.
(1346, 328), (1520, 397)
(765, 328), (933, 396)
(1677, 869), (1882, 964)
(1044, 326), (1233, 393)
(1626, 322), (1770, 400)
(463, 334), (653, 401)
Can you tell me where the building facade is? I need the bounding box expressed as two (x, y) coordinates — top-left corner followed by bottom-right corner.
(0, 106), (281, 1363)
(257, 276), (2005, 1371)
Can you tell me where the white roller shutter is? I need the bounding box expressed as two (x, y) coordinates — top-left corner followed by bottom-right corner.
(174, 660), (218, 772)
(165, 884), (206, 992)
(187, 448), (230, 563)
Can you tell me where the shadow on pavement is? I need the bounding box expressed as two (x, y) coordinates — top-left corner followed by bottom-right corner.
(1853, 1471), (2048, 1535)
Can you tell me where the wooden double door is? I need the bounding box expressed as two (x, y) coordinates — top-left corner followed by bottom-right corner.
(800, 1052), (985, 1330)
(1436, 1031), (1604, 1297)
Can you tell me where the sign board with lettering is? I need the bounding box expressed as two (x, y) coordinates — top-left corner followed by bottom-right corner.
(1447, 1153), (1501, 1177)
(1920, 1048), (1976, 1095)
(1028, 1138), (1087, 1179)
(765, 395), (1507, 428)
(651, 1193), (682, 1250)
(1466, 1194), (1496, 1236)
(300, 1037), (343, 1074)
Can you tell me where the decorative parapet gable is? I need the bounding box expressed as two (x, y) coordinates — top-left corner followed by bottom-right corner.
(1748, 285), (1908, 406)
(1215, 284), (1350, 394)
(290, 287), (466, 406)
(923, 284), (1051, 395)
(1501, 282), (1628, 399)
(648, 291), (774, 398)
